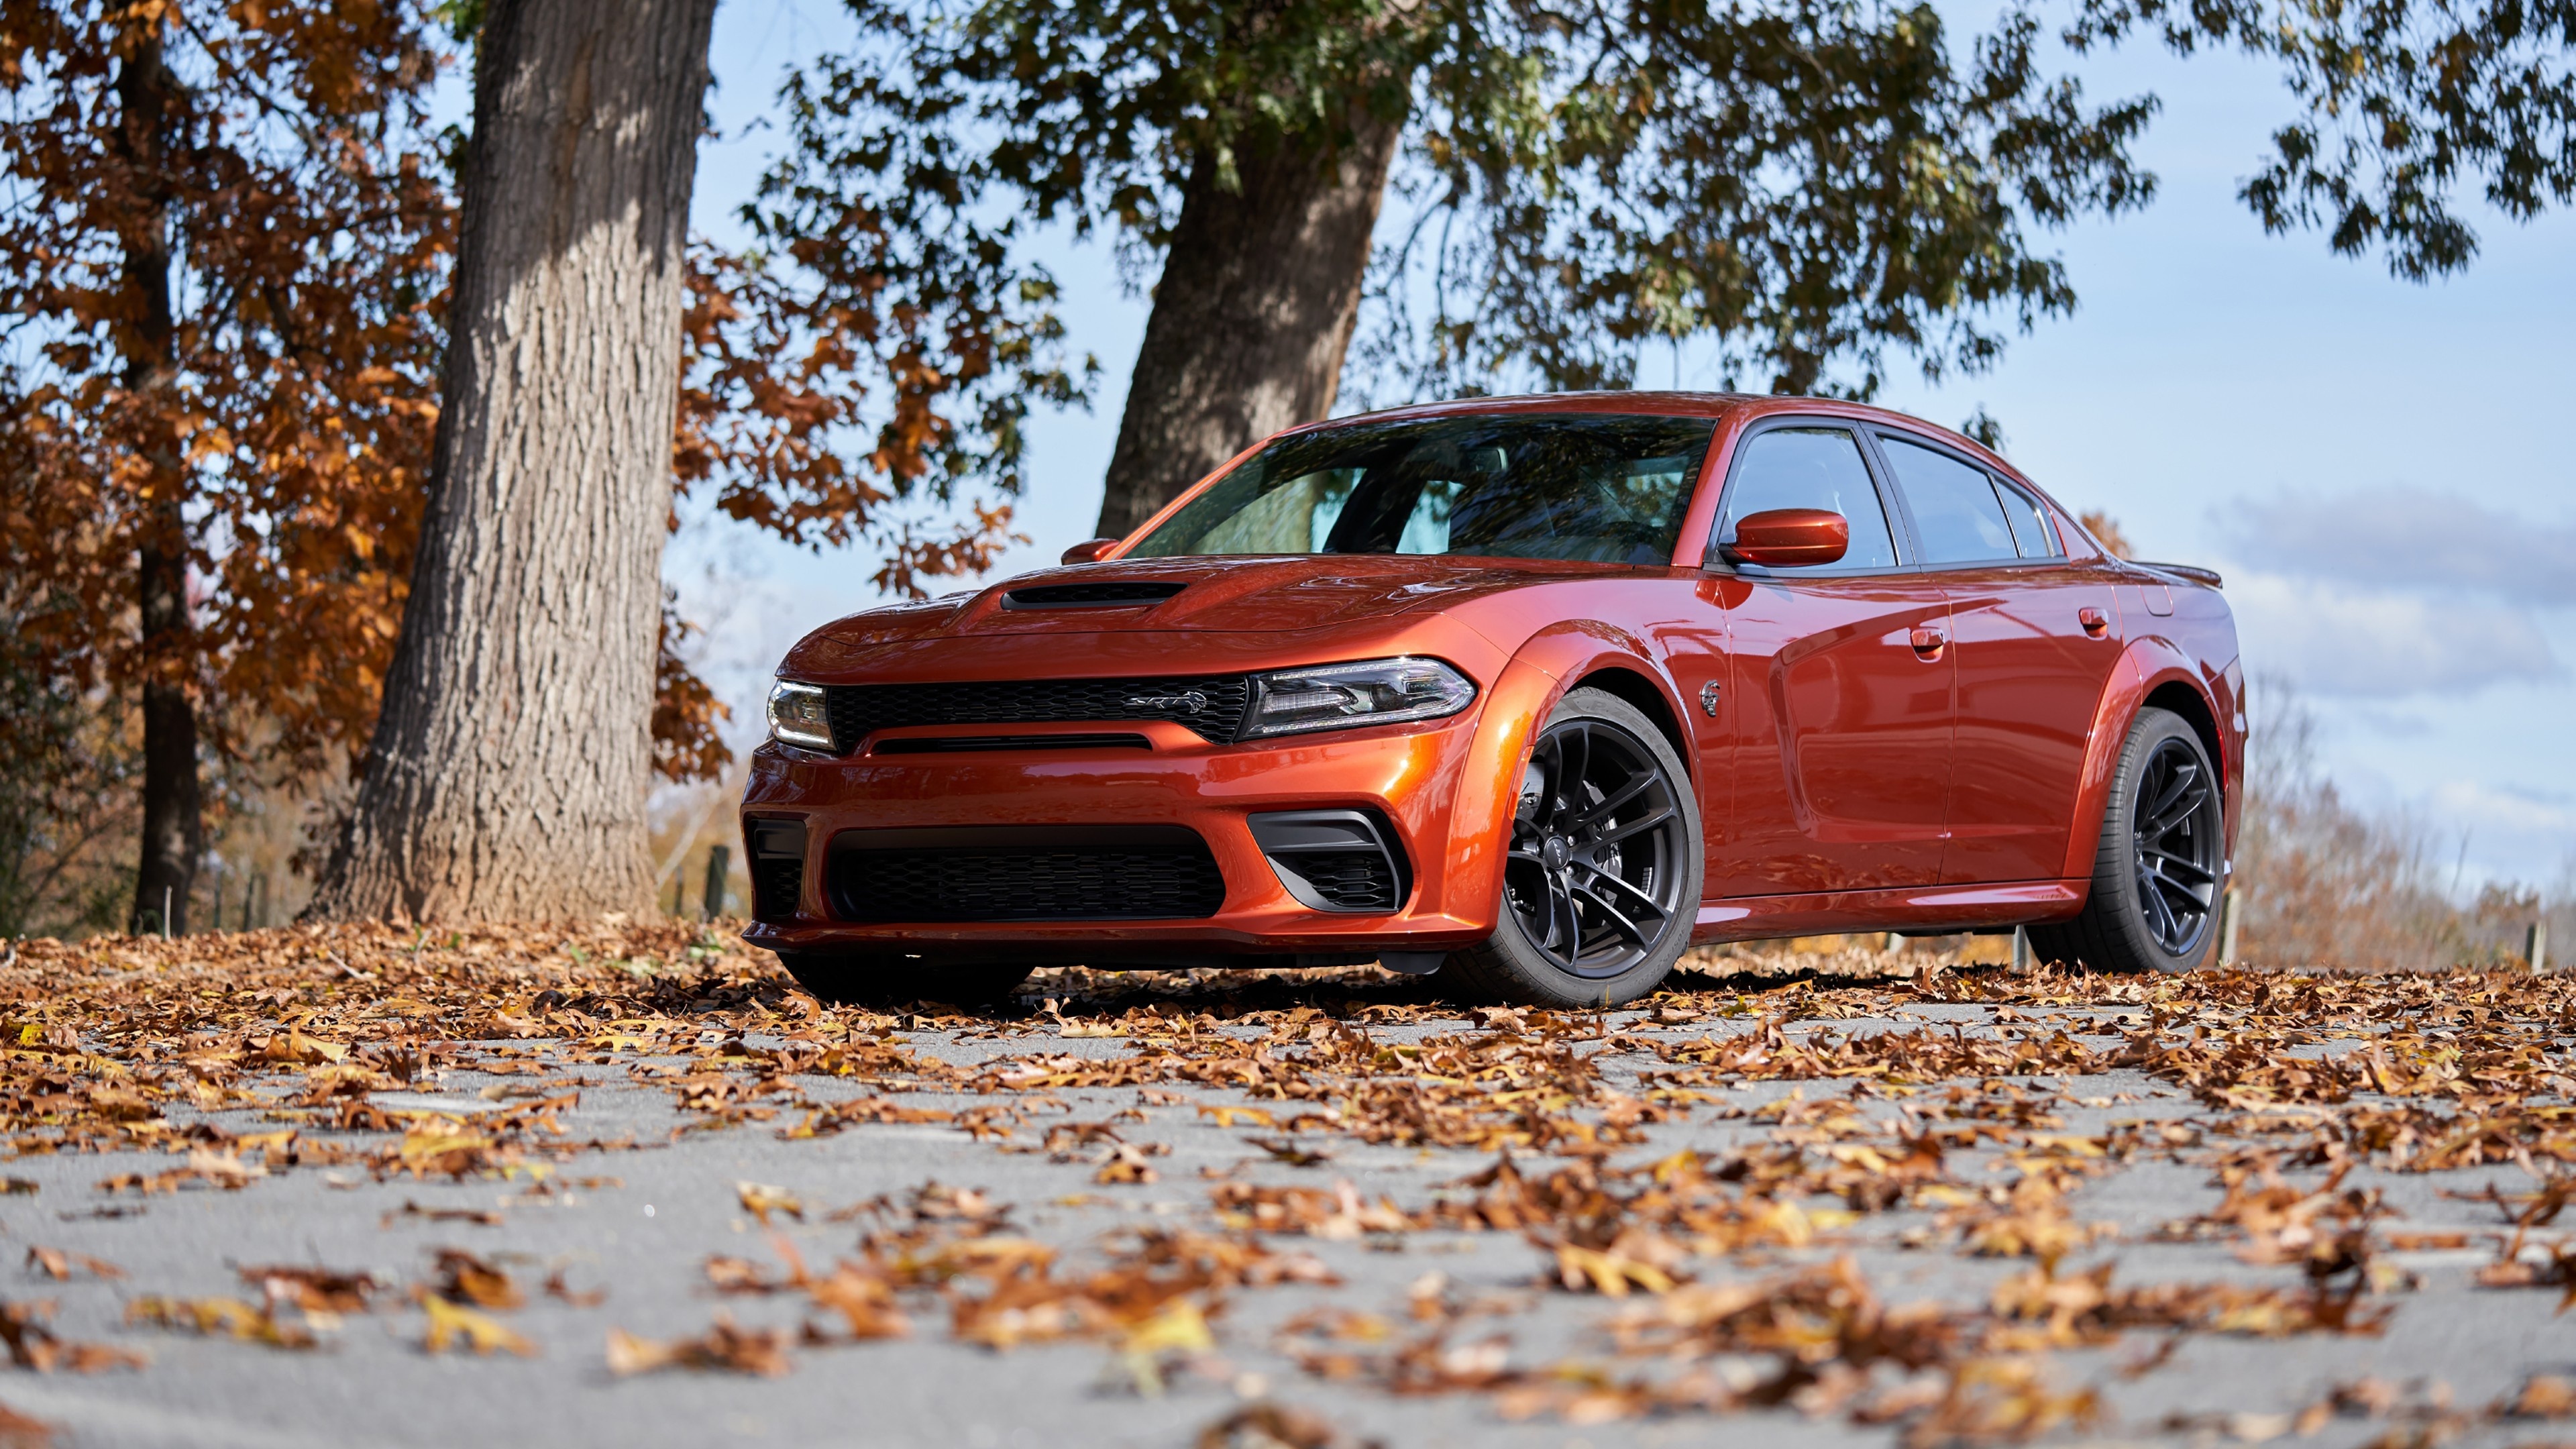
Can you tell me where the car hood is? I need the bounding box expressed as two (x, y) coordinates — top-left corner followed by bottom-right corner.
(791, 555), (1627, 662)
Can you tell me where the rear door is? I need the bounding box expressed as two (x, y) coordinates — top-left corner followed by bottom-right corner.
(1872, 431), (2124, 884)
(1706, 421), (1956, 895)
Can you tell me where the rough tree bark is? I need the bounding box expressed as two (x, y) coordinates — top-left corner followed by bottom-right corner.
(1092, 115), (1403, 539)
(309, 0), (719, 923)
(115, 28), (203, 936)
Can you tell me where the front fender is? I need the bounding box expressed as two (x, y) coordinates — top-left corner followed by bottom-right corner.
(1437, 624), (1695, 932)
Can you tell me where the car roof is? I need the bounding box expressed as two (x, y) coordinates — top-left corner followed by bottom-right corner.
(1300, 391), (2027, 491)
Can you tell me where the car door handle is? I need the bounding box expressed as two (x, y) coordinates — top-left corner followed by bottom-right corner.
(2078, 606), (2110, 638)
(1909, 627), (1947, 660)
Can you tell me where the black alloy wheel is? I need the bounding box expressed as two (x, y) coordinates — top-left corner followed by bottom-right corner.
(2027, 706), (2225, 974)
(2130, 735), (2222, 955)
(1447, 688), (1704, 1006)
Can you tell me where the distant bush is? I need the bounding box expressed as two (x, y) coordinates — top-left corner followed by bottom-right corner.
(2233, 678), (2566, 969)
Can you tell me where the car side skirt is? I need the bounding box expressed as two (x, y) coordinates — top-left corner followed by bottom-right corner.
(1693, 880), (2086, 944)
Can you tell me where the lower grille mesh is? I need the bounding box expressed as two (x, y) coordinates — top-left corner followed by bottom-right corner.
(1287, 851), (1400, 912)
(751, 856), (803, 924)
(826, 826), (1225, 923)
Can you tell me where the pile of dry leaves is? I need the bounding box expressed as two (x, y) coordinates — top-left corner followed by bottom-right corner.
(0, 920), (2571, 1446)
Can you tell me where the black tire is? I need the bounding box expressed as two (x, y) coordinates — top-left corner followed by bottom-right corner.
(1444, 687), (1705, 1008)
(773, 951), (1035, 1008)
(2027, 706), (2225, 973)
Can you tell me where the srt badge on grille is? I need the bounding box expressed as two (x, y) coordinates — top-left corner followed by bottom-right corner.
(1124, 691), (1209, 714)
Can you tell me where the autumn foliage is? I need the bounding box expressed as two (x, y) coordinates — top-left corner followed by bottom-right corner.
(0, 2), (449, 786)
(0, 3), (1080, 930)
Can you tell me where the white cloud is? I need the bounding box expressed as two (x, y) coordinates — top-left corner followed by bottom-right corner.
(2227, 486), (2576, 608)
(2430, 778), (2576, 836)
(2423, 780), (2576, 891)
(2227, 570), (2563, 697)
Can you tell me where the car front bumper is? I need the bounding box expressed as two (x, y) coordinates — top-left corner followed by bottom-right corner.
(737, 705), (1522, 964)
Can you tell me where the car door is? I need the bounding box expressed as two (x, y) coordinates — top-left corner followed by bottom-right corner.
(1705, 421), (1956, 895)
(1872, 431), (2124, 884)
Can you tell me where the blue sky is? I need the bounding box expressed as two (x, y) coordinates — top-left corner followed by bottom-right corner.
(668, 1), (2576, 891)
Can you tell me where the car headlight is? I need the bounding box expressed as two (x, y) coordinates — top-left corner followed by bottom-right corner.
(1242, 657), (1477, 739)
(766, 680), (834, 751)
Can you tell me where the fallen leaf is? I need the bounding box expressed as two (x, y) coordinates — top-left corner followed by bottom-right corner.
(421, 1293), (535, 1356)
(431, 1248), (524, 1310)
(736, 1181), (804, 1225)
(604, 1317), (791, 1377)
(125, 1296), (315, 1350)
(20, 1249), (119, 1283)
(0, 1398), (50, 1448)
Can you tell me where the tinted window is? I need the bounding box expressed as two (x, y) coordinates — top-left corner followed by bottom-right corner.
(1881, 435), (2015, 564)
(1715, 427), (1898, 570)
(1128, 413), (1717, 566)
(1993, 477), (2059, 557)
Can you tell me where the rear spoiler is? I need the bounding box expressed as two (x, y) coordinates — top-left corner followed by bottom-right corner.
(2132, 561), (2222, 589)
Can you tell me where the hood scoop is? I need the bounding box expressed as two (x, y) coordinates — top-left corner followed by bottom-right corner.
(1002, 580), (1188, 610)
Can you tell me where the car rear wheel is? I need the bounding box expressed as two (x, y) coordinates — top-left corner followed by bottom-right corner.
(2027, 706), (2224, 973)
(1444, 688), (1704, 1007)
(772, 951), (1035, 1009)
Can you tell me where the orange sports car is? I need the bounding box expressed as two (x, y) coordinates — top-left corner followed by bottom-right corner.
(741, 394), (2243, 1006)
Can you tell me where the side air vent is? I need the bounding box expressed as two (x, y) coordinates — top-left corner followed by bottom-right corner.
(1247, 810), (1409, 914)
(826, 825), (1225, 922)
(1001, 581), (1188, 609)
(745, 816), (808, 924)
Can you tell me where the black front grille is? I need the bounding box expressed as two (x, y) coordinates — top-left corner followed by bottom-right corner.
(871, 733), (1152, 755)
(827, 826), (1225, 923)
(823, 676), (1252, 751)
(1290, 851), (1400, 911)
(1002, 581), (1188, 609)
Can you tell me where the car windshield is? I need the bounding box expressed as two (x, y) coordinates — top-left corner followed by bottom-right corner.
(1126, 413), (1718, 566)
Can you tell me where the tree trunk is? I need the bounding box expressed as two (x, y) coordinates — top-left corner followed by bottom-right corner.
(309, 0), (718, 924)
(116, 27), (201, 936)
(1093, 115), (1403, 539)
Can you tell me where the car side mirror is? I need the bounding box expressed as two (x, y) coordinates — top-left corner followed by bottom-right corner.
(1721, 508), (1849, 568)
(1059, 537), (1120, 566)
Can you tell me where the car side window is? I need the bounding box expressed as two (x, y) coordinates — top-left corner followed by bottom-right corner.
(1715, 427), (1899, 570)
(1880, 435), (2016, 564)
(1992, 476), (2060, 558)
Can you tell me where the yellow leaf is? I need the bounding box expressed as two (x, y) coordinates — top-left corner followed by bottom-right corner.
(1120, 1298), (1214, 1355)
(423, 1294), (535, 1356)
(126, 1295), (314, 1350)
(1197, 1106), (1277, 1128)
(735, 1181), (804, 1225)
(398, 1125), (492, 1165)
(605, 1326), (672, 1376)
(1554, 1244), (1675, 1297)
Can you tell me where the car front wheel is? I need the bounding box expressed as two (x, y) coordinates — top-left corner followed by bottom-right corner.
(2027, 706), (2225, 973)
(1444, 687), (1705, 1007)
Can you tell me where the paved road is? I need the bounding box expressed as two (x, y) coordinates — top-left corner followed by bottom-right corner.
(0, 935), (2564, 1449)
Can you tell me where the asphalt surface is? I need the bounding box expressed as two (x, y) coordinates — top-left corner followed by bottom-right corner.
(0, 969), (2561, 1449)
